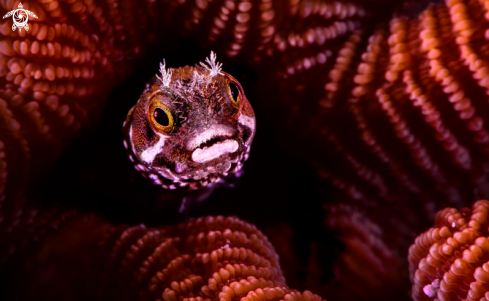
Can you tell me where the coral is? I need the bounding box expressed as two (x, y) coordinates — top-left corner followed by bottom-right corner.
(6, 214), (325, 301)
(307, 0), (489, 216)
(319, 203), (410, 300)
(408, 200), (489, 301)
(93, 215), (286, 301)
(0, 0), (162, 233)
(266, 202), (414, 301)
(158, 0), (368, 61)
(0, 205), (77, 263)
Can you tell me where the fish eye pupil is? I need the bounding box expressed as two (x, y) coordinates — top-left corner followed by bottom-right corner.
(154, 108), (169, 126)
(229, 82), (240, 102)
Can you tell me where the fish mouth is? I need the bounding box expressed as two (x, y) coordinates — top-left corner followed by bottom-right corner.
(191, 139), (239, 163)
(186, 124), (236, 150)
(187, 124), (240, 163)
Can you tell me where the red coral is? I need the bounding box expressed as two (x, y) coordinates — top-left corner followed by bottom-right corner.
(321, 203), (410, 300)
(309, 0), (489, 210)
(0, 0), (161, 231)
(267, 203), (414, 301)
(6, 214), (325, 301)
(409, 200), (489, 301)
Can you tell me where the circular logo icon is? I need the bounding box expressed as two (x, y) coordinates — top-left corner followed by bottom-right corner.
(2, 3), (38, 32)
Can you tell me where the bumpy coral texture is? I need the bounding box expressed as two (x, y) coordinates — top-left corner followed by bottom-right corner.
(0, 205), (77, 263)
(319, 204), (410, 300)
(408, 200), (489, 301)
(158, 0), (367, 62)
(18, 215), (325, 301)
(266, 202), (415, 301)
(0, 0), (163, 241)
(313, 0), (489, 214)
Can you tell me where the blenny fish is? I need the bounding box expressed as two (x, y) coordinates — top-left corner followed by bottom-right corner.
(123, 52), (256, 191)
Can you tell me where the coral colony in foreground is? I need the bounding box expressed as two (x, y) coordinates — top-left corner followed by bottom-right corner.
(10, 214), (325, 301)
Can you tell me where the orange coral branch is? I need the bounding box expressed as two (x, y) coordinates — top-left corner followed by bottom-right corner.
(409, 200), (489, 301)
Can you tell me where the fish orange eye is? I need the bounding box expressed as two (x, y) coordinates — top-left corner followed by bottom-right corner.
(154, 108), (169, 126)
(228, 81), (241, 104)
(148, 98), (174, 134)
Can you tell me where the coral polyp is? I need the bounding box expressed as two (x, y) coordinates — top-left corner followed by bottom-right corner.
(8, 214), (325, 301)
(313, 0), (489, 214)
(409, 200), (489, 301)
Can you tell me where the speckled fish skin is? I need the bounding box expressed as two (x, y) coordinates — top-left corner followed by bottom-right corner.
(122, 60), (256, 191)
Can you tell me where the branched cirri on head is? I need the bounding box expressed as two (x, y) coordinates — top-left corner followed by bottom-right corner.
(123, 52), (256, 191)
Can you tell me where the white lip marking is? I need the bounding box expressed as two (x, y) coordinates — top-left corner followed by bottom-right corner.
(191, 139), (239, 163)
(186, 124), (236, 150)
(140, 133), (167, 164)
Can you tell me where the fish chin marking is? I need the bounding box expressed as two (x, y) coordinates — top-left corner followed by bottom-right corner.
(191, 140), (239, 163)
